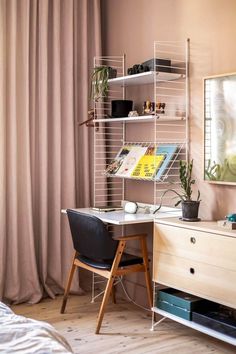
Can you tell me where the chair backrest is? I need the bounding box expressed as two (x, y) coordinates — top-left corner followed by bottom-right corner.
(66, 209), (118, 260)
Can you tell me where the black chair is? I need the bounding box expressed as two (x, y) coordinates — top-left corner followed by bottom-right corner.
(60, 209), (152, 334)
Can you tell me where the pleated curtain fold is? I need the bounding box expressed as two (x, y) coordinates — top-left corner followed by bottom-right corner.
(0, 0), (101, 303)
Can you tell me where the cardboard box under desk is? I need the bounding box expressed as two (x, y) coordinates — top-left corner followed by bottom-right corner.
(156, 288), (204, 321)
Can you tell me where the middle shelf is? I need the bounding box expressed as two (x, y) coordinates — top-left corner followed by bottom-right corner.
(94, 115), (186, 123)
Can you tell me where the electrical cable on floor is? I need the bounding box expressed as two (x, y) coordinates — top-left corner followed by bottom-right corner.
(119, 276), (152, 312)
(91, 274), (152, 312)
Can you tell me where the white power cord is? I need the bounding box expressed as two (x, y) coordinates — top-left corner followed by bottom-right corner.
(119, 276), (152, 312)
(91, 273), (152, 312)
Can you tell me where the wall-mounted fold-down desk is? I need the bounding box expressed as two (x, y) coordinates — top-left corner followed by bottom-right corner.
(61, 207), (181, 226)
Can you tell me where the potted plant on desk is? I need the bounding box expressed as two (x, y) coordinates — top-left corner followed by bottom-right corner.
(154, 159), (201, 221)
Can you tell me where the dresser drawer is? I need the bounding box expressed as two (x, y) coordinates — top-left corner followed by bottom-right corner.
(153, 252), (236, 308)
(154, 223), (236, 271)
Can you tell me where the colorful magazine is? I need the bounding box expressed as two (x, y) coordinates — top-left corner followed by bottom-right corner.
(155, 144), (178, 180)
(105, 145), (131, 175)
(116, 145), (148, 177)
(131, 145), (165, 179)
(105, 143), (177, 180)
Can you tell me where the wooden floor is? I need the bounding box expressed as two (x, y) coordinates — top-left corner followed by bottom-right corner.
(12, 294), (235, 354)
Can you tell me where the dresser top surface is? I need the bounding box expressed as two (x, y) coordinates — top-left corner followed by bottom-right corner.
(155, 217), (236, 238)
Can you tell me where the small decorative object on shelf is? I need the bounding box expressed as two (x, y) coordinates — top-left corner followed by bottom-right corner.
(156, 102), (166, 114)
(142, 100), (166, 115)
(128, 110), (139, 117)
(127, 63), (149, 75)
(154, 159), (201, 221)
(143, 100), (153, 115)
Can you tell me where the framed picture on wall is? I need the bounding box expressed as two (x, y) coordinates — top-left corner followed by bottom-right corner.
(204, 72), (236, 184)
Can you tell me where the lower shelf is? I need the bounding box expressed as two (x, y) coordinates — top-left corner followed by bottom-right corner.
(152, 307), (236, 346)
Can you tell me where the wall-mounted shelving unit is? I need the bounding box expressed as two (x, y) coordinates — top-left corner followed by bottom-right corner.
(92, 40), (189, 210)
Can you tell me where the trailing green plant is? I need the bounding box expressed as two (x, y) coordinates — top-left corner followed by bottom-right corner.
(90, 66), (110, 101)
(154, 159), (200, 213)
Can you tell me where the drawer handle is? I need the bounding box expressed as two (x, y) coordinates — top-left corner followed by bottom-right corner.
(190, 267), (195, 274)
(190, 237), (196, 244)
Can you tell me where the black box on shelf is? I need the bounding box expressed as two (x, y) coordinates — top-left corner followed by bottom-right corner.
(142, 58), (171, 73)
(192, 306), (236, 338)
(111, 100), (133, 118)
(155, 288), (204, 321)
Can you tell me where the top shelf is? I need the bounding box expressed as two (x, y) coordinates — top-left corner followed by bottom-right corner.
(108, 71), (184, 86)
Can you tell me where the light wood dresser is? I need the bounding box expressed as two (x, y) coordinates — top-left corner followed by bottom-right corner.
(152, 217), (236, 346)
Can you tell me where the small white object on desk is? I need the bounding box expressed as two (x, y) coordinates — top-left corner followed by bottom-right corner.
(124, 202), (138, 214)
(217, 220), (236, 230)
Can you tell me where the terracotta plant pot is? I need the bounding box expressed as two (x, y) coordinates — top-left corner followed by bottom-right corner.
(181, 200), (200, 221)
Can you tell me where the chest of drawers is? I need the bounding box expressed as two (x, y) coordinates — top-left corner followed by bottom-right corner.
(152, 218), (236, 345)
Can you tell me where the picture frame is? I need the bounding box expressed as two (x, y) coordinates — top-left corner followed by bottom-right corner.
(204, 72), (236, 184)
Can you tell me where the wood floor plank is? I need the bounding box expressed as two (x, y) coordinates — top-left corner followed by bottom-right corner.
(11, 294), (235, 354)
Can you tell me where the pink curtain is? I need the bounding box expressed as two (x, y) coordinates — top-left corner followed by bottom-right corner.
(0, 0), (101, 303)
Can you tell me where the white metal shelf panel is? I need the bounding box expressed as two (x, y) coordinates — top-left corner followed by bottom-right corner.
(108, 71), (184, 87)
(93, 115), (186, 123)
(152, 307), (236, 346)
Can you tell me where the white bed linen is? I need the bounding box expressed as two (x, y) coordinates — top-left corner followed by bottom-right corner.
(0, 301), (73, 353)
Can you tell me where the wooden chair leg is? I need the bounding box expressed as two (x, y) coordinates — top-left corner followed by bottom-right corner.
(111, 284), (116, 304)
(60, 252), (77, 314)
(95, 275), (115, 334)
(96, 240), (126, 334)
(140, 237), (153, 308)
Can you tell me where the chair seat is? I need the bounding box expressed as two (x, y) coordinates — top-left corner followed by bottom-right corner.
(77, 253), (143, 270)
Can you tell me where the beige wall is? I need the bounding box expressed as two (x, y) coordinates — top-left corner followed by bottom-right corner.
(101, 0), (236, 220)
